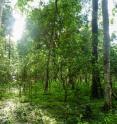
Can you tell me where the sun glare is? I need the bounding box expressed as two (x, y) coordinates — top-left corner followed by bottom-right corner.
(11, 0), (116, 42)
(11, 0), (49, 42)
(11, 0), (26, 41)
(12, 11), (25, 41)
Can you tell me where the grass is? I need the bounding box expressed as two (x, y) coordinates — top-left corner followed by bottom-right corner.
(0, 81), (117, 124)
(17, 81), (117, 124)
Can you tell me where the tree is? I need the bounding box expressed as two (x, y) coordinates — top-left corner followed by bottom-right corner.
(91, 0), (103, 98)
(102, 0), (112, 110)
(0, 0), (4, 26)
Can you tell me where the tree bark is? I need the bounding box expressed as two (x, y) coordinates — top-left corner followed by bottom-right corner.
(44, 48), (50, 93)
(44, 0), (58, 93)
(102, 0), (112, 110)
(0, 0), (4, 27)
(91, 0), (103, 98)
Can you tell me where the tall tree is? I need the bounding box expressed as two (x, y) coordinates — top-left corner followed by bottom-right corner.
(91, 0), (102, 98)
(102, 0), (112, 110)
(0, 0), (4, 26)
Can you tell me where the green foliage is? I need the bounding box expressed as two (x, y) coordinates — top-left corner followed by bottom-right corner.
(0, 0), (117, 123)
(0, 32), (10, 83)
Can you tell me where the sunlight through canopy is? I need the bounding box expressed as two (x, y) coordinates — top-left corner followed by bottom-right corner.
(12, 10), (25, 41)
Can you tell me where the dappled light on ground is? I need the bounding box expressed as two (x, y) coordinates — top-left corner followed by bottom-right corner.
(0, 87), (58, 124)
(0, 99), (19, 123)
(38, 109), (57, 124)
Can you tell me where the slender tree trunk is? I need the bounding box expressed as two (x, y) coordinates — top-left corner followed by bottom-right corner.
(44, 49), (51, 93)
(8, 34), (11, 60)
(0, 0), (4, 27)
(60, 61), (68, 102)
(91, 0), (103, 98)
(85, 72), (88, 84)
(102, 0), (112, 110)
(68, 68), (75, 90)
(44, 0), (58, 93)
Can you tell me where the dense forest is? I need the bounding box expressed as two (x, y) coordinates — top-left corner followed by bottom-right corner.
(0, 0), (117, 123)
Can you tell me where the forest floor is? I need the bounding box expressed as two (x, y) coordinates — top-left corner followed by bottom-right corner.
(0, 83), (117, 124)
(0, 86), (58, 124)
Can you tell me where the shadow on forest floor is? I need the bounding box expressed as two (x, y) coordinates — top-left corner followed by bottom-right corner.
(0, 87), (59, 124)
(0, 84), (117, 124)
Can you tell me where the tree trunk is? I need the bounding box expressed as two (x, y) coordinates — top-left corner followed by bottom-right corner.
(44, 49), (50, 93)
(8, 34), (11, 60)
(0, 0), (4, 26)
(102, 0), (112, 110)
(44, 0), (58, 93)
(91, 0), (103, 98)
(68, 68), (75, 90)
